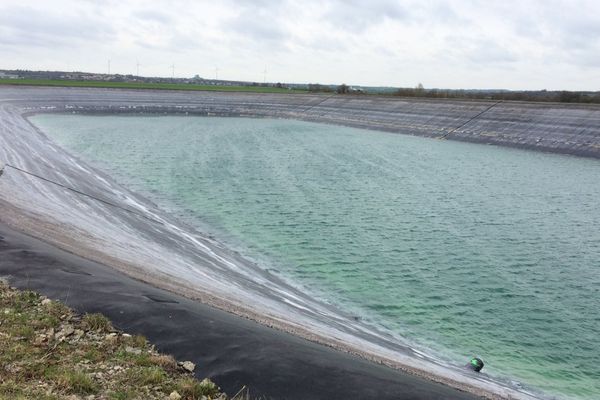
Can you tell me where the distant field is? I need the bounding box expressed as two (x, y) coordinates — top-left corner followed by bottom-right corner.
(0, 78), (308, 94)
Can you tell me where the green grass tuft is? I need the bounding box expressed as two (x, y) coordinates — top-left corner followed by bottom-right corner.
(142, 367), (167, 385)
(122, 333), (147, 348)
(82, 312), (113, 332)
(57, 370), (98, 395)
(176, 377), (221, 398)
(109, 390), (136, 400)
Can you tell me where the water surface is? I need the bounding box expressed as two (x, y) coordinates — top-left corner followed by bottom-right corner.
(32, 115), (600, 400)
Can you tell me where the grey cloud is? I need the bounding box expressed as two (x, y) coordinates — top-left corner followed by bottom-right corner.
(513, 20), (544, 39)
(444, 36), (517, 65)
(225, 0), (290, 12)
(1, 0), (598, 90)
(428, 2), (461, 23)
(468, 41), (517, 63)
(133, 10), (174, 24)
(226, 7), (290, 48)
(553, 43), (600, 69)
(300, 35), (349, 53)
(167, 32), (211, 52)
(511, 1), (600, 50)
(557, 16), (600, 50)
(0, 5), (114, 48)
(406, 0), (469, 26)
(134, 31), (207, 53)
(530, 3), (600, 67)
(325, 0), (407, 32)
(230, 16), (288, 42)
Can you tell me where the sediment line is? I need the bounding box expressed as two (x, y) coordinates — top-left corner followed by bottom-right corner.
(6, 85), (600, 159)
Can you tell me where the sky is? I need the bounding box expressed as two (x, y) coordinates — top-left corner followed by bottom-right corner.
(1, 0), (599, 90)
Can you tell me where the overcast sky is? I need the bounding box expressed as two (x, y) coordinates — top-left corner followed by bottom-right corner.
(1, 0), (599, 90)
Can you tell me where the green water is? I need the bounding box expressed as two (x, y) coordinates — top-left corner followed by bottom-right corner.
(33, 115), (600, 399)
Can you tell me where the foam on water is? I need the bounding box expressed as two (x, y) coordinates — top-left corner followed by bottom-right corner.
(30, 114), (600, 400)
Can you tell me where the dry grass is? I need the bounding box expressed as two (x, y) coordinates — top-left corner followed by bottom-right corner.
(81, 312), (113, 332)
(150, 354), (178, 371)
(0, 281), (237, 400)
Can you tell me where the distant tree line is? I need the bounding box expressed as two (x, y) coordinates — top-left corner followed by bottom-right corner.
(307, 81), (600, 104)
(393, 85), (600, 104)
(308, 83), (335, 93)
(307, 83), (365, 94)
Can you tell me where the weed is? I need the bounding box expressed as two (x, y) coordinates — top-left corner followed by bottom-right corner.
(16, 325), (35, 340)
(17, 290), (39, 306)
(177, 377), (221, 398)
(38, 314), (61, 329)
(149, 354), (177, 371)
(84, 348), (103, 362)
(56, 370), (98, 395)
(45, 301), (71, 319)
(110, 390), (135, 400)
(129, 366), (167, 386)
(133, 353), (153, 367)
(82, 313), (112, 332)
(129, 334), (147, 348)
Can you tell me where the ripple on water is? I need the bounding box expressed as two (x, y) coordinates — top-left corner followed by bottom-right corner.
(33, 115), (600, 400)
